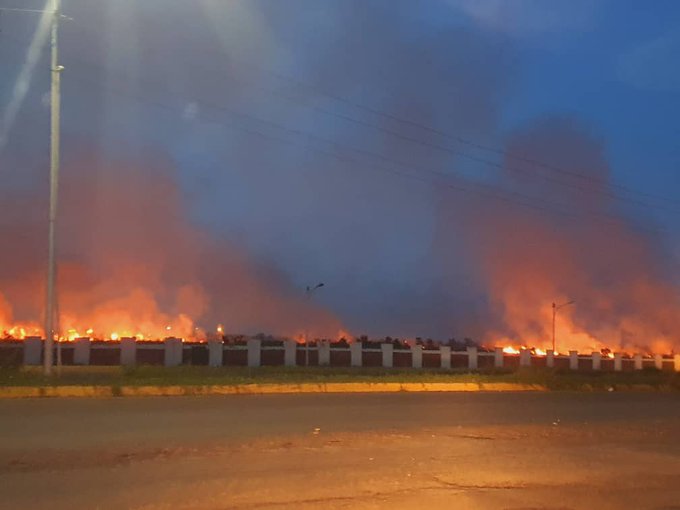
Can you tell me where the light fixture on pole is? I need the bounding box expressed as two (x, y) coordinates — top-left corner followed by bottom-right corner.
(304, 283), (324, 367)
(552, 300), (575, 354)
(0, 1), (65, 376)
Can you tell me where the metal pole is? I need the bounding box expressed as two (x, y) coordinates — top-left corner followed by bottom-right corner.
(44, 0), (62, 376)
(552, 302), (556, 354)
(303, 283), (324, 367)
(304, 287), (310, 367)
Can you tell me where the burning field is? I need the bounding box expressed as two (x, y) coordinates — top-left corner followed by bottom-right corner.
(0, 151), (342, 343)
(2, 129), (680, 357)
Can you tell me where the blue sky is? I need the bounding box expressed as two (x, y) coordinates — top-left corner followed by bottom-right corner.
(1, 0), (680, 342)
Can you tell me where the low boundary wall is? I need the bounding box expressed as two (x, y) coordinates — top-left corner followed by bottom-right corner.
(1, 337), (679, 372)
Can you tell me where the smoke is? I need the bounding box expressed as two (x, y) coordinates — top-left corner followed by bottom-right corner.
(0, 148), (343, 340)
(2, 0), (678, 352)
(438, 118), (680, 353)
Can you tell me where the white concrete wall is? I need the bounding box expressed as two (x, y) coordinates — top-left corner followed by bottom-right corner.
(381, 343), (393, 368)
(23, 337), (42, 366)
(247, 338), (261, 368)
(569, 351), (578, 371)
(519, 349), (531, 368)
(654, 354), (663, 370)
(208, 340), (223, 367)
(546, 350), (555, 368)
(164, 337), (183, 367)
(318, 341), (331, 366)
(284, 340), (297, 367)
(494, 347), (504, 369)
(614, 353), (623, 372)
(120, 338), (136, 367)
(440, 346), (451, 370)
(592, 352), (601, 371)
(411, 345), (423, 369)
(73, 338), (91, 365)
(467, 346), (478, 370)
(634, 354), (643, 370)
(350, 342), (362, 367)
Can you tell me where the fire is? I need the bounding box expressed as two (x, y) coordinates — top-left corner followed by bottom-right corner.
(502, 346), (521, 355)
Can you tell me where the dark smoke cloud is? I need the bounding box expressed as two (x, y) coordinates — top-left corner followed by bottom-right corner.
(1, 0), (678, 350)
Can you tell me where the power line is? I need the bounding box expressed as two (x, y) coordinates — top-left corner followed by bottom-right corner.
(22, 19), (680, 213)
(102, 20), (680, 209)
(0, 32), (671, 237)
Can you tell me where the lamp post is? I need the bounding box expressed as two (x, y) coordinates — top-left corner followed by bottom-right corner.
(552, 300), (575, 354)
(0, 1), (65, 375)
(304, 283), (324, 366)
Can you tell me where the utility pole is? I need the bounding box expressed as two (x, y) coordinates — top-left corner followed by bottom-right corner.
(552, 300), (575, 354)
(45, 0), (63, 375)
(304, 283), (324, 366)
(0, 1), (65, 375)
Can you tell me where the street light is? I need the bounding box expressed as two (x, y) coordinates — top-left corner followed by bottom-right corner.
(552, 300), (575, 354)
(0, 1), (64, 376)
(304, 283), (324, 366)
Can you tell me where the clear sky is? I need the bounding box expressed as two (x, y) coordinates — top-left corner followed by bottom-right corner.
(1, 0), (680, 345)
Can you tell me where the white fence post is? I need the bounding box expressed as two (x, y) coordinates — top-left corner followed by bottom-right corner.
(247, 338), (261, 367)
(467, 346), (478, 370)
(654, 354), (663, 370)
(350, 341), (362, 367)
(440, 345), (451, 370)
(494, 347), (504, 369)
(546, 349), (555, 368)
(73, 337), (91, 365)
(569, 351), (578, 371)
(120, 337), (136, 367)
(318, 341), (331, 366)
(411, 344), (423, 369)
(519, 349), (531, 368)
(208, 339), (223, 367)
(614, 353), (623, 372)
(23, 337), (42, 365)
(164, 337), (183, 367)
(592, 352), (601, 371)
(284, 340), (297, 367)
(381, 343), (393, 368)
(634, 353), (643, 370)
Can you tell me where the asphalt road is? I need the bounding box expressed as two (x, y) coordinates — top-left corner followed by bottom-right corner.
(1, 392), (679, 509)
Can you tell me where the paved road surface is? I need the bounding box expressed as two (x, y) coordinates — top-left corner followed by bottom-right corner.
(1, 392), (679, 509)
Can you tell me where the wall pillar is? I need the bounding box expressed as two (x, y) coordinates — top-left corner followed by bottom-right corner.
(381, 343), (393, 368)
(467, 346), (478, 370)
(654, 354), (663, 370)
(208, 339), (223, 367)
(411, 344), (423, 369)
(674, 354), (680, 372)
(519, 349), (531, 368)
(73, 337), (91, 365)
(350, 341), (362, 367)
(494, 347), (504, 369)
(546, 349), (555, 368)
(23, 337), (42, 366)
(592, 352), (602, 371)
(120, 337), (136, 367)
(247, 338), (261, 368)
(614, 353), (623, 372)
(164, 337), (183, 367)
(634, 353), (643, 370)
(569, 351), (578, 371)
(318, 341), (331, 366)
(440, 346), (451, 370)
(284, 340), (297, 367)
